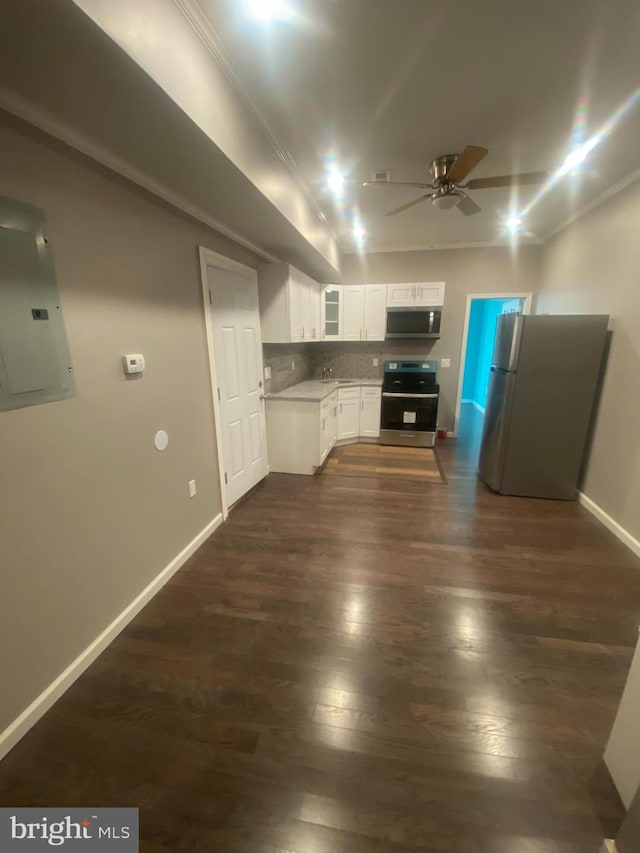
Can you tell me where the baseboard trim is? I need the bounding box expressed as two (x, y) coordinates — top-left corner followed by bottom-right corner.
(0, 513), (223, 761)
(579, 492), (640, 560)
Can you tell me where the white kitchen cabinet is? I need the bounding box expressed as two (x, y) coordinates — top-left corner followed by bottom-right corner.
(386, 283), (415, 307)
(363, 285), (387, 340)
(258, 262), (321, 343)
(337, 386), (360, 439)
(266, 390), (337, 474)
(387, 281), (445, 307)
(319, 390), (338, 463)
(342, 286), (365, 341)
(359, 387), (382, 438)
(343, 285), (387, 341)
(321, 284), (343, 340)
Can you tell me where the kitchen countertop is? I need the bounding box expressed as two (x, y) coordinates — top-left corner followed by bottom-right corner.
(265, 378), (382, 402)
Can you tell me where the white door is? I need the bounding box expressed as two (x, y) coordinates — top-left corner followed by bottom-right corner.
(363, 285), (387, 341)
(343, 286), (365, 341)
(208, 262), (268, 507)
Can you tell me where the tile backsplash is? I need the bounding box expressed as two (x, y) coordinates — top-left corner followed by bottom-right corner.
(263, 343), (315, 393)
(310, 343), (384, 380)
(263, 340), (438, 391)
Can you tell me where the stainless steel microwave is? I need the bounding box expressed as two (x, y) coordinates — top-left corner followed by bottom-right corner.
(385, 306), (442, 339)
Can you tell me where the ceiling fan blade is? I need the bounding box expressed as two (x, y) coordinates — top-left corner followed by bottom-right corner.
(447, 145), (489, 184)
(457, 193), (482, 216)
(385, 194), (433, 217)
(465, 171), (549, 190)
(363, 180), (433, 189)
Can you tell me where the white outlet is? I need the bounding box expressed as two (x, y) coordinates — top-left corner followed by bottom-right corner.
(264, 365), (272, 380)
(373, 358), (379, 367)
(440, 358), (451, 368)
(188, 479), (197, 498)
(291, 360), (295, 371)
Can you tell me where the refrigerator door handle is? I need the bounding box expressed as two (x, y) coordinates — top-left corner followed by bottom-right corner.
(479, 369), (518, 492)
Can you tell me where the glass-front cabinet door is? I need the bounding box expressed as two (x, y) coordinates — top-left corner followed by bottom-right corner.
(321, 284), (343, 340)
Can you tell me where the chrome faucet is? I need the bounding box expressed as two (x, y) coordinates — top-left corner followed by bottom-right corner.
(322, 366), (333, 380)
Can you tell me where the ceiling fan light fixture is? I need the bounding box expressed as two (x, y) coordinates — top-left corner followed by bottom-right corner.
(431, 192), (461, 211)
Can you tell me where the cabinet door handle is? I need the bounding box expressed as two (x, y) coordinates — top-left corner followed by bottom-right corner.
(340, 403), (343, 413)
(361, 400), (364, 411)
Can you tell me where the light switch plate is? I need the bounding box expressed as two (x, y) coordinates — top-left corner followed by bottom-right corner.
(188, 479), (197, 498)
(264, 365), (272, 380)
(440, 358), (451, 368)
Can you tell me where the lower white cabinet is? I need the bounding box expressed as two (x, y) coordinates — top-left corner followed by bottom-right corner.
(360, 386), (382, 438)
(338, 386), (360, 440)
(266, 384), (382, 475)
(319, 391), (338, 464)
(266, 391), (337, 475)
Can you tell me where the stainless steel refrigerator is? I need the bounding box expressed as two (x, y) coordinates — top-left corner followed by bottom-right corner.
(478, 313), (608, 499)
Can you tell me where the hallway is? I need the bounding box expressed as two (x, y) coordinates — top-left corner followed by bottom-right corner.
(1, 406), (639, 852)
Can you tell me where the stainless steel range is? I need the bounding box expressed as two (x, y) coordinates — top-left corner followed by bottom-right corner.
(380, 360), (440, 448)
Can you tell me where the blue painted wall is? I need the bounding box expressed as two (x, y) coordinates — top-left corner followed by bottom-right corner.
(462, 298), (521, 409)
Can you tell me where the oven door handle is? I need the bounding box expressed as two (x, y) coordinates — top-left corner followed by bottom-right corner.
(382, 392), (439, 398)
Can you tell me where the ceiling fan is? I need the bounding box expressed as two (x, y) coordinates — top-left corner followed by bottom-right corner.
(363, 146), (548, 217)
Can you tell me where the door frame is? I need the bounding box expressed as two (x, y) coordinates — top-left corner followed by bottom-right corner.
(454, 291), (533, 433)
(198, 246), (262, 520)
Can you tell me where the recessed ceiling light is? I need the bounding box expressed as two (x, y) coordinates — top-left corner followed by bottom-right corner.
(505, 215), (522, 232)
(244, 0), (294, 22)
(352, 224), (366, 241)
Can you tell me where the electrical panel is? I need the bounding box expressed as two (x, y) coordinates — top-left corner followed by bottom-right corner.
(0, 196), (75, 412)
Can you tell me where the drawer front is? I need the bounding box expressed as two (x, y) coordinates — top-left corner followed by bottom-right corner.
(338, 386), (361, 401)
(361, 386), (382, 399)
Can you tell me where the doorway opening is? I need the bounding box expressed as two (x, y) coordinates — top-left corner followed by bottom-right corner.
(454, 292), (532, 433)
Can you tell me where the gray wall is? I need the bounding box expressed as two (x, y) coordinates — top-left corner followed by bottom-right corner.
(536, 179), (640, 541)
(0, 113), (261, 733)
(342, 246), (543, 431)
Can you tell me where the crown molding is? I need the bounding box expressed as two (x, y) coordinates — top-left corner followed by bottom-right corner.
(343, 237), (543, 255)
(0, 86), (276, 263)
(172, 0), (337, 239)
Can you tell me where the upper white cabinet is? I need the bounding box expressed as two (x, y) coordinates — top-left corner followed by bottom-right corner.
(387, 282), (445, 307)
(321, 284), (344, 341)
(258, 262), (321, 343)
(343, 284), (387, 342)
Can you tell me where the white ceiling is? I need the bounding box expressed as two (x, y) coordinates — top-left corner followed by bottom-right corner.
(196, 0), (640, 253)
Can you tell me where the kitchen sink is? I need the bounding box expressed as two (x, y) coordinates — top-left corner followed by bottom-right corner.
(320, 379), (353, 385)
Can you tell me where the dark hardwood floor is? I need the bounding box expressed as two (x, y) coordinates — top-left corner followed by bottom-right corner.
(2, 404), (640, 852)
